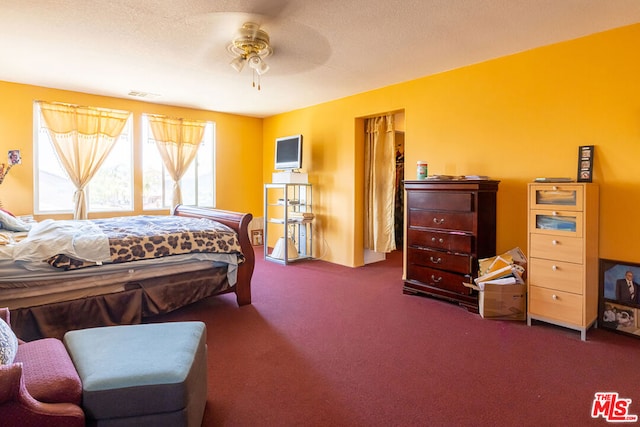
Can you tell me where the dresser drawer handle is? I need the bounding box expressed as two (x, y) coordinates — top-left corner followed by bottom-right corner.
(552, 294), (558, 300)
(431, 237), (444, 243)
(432, 217), (445, 225)
(552, 265), (557, 271)
(429, 256), (442, 264)
(552, 240), (558, 245)
(430, 274), (443, 283)
(552, 211), (559, 216)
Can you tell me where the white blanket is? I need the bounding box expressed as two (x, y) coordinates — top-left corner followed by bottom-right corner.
(0, 219), (111, 264)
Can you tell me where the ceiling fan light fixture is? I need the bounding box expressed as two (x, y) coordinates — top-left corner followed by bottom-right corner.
(229, 56), (245, 72)
(256, 60), (269, 75)
(247, 53), (270, 75)
(226, 22), (273, 89)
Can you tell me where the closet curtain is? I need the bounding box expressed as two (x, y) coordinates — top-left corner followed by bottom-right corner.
(364, 115), (396, 253)
(38, 101), (130, 219)
(147, 115), (206, 208)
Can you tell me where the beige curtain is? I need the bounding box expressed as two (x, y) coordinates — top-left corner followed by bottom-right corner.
(38, 101), (130, 219)
(147, 115), (206, 208)
(364, 115), (396, 252)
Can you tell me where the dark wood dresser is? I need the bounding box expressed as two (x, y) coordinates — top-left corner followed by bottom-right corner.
(403, 180), (499, 311)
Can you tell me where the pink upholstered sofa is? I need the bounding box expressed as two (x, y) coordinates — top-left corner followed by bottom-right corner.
(0, 307), (84, 426)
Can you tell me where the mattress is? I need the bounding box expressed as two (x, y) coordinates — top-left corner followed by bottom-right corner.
(0, 252), (238, 309)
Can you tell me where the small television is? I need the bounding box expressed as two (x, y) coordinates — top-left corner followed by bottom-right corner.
(274, 134), (303, 170)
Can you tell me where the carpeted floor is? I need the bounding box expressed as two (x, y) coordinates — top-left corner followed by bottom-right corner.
(154, 247), (640, 426)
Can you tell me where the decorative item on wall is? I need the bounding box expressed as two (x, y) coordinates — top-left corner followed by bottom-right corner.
(599, 258), (640, 339)
(0, 149), (20, 185)
(577, 145), (594, 182)
(9, 150), (21, 165)
(0, 163), (10, 185)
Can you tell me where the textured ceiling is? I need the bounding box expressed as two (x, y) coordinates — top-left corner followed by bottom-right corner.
(1, 0), (639, 117)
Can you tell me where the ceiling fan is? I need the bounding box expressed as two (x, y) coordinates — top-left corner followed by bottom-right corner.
(186, 1), (330, 90)
(226, 22), (273, 90)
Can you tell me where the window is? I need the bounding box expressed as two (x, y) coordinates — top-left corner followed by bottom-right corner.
(142, 115), (215, 210)
(34, 103), (133, 214)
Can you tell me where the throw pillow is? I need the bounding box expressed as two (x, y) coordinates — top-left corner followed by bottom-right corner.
(0, 209), (31, 232)
(0, 318), (18, 365)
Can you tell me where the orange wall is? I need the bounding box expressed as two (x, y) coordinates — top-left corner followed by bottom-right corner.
(264, 23), (640, 267)
(0, 81), (263, 219)
(3, 23), (640, 268)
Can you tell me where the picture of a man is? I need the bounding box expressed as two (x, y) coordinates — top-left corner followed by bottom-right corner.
(616, 270), (639, 304)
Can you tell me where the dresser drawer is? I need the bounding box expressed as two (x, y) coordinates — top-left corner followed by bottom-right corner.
(529, 233), (583, 264)
(407, 228), (473, 253)
(408, 191), (473, 212)
(528, 258), (584, 294)
(406, 264), (471, 295)
(409, 209), (474, 232)
(407, 247), (471, 275)
(529, 285), (583, 325)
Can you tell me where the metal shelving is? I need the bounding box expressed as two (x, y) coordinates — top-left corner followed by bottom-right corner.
(264, 183), (313, 265)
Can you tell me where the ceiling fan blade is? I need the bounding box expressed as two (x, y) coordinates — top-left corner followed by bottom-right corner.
(249, 0), (291, 22)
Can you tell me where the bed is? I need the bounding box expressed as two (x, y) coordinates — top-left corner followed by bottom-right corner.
(0, 205), (255, 341)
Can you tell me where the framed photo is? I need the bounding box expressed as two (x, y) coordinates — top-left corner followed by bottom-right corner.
(599, 258), (640, 337)
(577, 145), (594, 182)
(251, 229), (263, 246)
(8, 149), (21, 165)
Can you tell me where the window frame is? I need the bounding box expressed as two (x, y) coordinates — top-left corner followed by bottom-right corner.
(141, 114), (216, 211)
(33, 102), (134, 215)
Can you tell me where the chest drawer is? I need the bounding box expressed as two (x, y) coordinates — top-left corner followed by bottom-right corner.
(529, 233), (583, 264)
(407, 247), (471, 275)
(529, 210), (583, 237)
(409, 210), (474, 232)
(406, 264), (471, 295)
(407, 228), (473, 254)
(528, 258), (584, 294)
(408, 191), (473, 212)
(529, 184), (583, 211)
(529, 285), (583, 325)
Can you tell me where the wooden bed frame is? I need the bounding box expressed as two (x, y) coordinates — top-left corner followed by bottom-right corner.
(172, 204), (255, 305)
(8, 205), (255, 340)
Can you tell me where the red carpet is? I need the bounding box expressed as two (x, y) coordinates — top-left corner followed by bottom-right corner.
(155, 247), (640, 426)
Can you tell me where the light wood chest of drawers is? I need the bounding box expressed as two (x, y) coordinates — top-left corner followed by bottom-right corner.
(403, 180), (499, 311)
(526, 183), (599, 340)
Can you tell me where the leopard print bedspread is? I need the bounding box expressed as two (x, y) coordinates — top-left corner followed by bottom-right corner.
(46, 215), (244, 270)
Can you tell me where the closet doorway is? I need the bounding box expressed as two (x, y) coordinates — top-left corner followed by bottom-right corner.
(363, 111), (404, 264)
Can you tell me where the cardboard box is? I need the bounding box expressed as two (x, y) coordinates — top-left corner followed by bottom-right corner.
(465, 282), (527, 321)
(480, 283), (527, 321)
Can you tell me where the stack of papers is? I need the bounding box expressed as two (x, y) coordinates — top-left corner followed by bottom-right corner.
(474, 248), (527, 290)
(534, 177), (574, 183)
(289, 212), (314, 221)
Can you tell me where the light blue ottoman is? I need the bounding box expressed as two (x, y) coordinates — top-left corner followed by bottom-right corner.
(63, 322), (207, 427)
